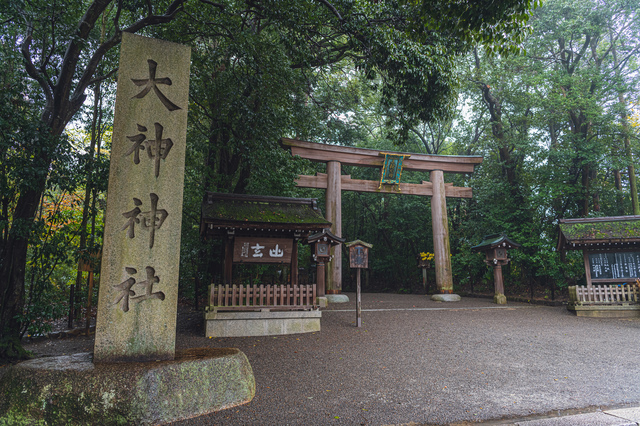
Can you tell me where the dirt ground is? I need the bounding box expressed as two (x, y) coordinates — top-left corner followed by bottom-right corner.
(6, 293), (640, 425)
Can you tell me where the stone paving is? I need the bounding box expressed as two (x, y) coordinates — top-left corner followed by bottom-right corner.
(168, 292), (640, 425)
(485, 406), (640, 425)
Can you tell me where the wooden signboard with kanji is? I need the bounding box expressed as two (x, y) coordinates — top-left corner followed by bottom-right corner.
(232, 237), (293, 264)
(349, 245), (369, 269)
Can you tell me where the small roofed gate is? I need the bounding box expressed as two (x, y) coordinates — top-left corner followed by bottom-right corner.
(200, 192), (332, 309)
(281, 138), (483, 296)
(558, 215), (640, 317)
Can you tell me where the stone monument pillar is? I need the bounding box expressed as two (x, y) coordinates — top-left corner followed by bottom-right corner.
(0, 33), (255, 425)
(94, 32), (190, 363)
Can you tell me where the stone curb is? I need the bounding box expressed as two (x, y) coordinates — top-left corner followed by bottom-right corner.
(481, 406), (640, 425)
(459, 292), (566, 306)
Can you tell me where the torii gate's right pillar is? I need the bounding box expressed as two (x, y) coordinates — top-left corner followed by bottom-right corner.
(430, 170), (454, 293)
(326, 161), (342, 294)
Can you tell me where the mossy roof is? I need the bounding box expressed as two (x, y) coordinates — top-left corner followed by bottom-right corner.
(471, 233), (521, 252)
(557, 216), (640, 251)
(201, 192), (331, 237)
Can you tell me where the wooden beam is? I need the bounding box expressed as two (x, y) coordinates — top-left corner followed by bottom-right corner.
(294, 173), (473, 198)
(281, 138), (483, 174)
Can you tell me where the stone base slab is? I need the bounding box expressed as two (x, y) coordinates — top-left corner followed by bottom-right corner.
(326, 294), (350, 303)
(494, 293), (507, 305)
(205, 310), (321, 337)
(317, 297), (328, 308)
(567, 304), (640, 318)
(431, 293), (462, 302)
(0, 348), (255, 425)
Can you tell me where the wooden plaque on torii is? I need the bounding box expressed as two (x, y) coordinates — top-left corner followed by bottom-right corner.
(280, 138), (483, 295)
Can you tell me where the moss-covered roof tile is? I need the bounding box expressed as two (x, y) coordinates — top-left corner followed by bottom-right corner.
(201, 192), (330, 227)
(559, 217), (640, 242)
(471, 233), (521, 251)
(557, 216), (640, 252)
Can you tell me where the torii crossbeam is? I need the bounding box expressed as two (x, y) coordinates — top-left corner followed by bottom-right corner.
(281, 138), (483, 296)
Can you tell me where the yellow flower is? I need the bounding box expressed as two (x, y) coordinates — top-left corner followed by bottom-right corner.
(420, 252), (434, 261)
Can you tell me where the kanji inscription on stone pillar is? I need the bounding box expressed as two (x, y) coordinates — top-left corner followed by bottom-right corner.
(94, 33), (190, 363)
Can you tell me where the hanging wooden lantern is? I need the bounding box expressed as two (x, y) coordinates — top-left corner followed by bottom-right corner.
(307, 229), (344, 262)
(306, 229), (345, 297)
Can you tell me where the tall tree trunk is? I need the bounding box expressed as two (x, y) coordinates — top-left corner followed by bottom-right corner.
(611, 40), (639, 214)
(473, 49), (518, 191)
(0, 183), (46, 358)
(479, 83), (518, 189)
(70, 82), (101, 327)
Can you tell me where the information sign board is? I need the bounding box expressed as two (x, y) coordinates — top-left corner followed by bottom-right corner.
(588, 252), (640, 280)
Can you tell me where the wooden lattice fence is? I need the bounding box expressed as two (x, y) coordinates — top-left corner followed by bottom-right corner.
(208, 284), (316, 311)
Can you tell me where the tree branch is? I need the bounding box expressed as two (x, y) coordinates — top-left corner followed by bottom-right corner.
(198, 0), (226, 10)
(70, 0), (188, 123)
(20, 22), (54, 111)
(87, 67), (119, 86)
(315, 0), (342, 22)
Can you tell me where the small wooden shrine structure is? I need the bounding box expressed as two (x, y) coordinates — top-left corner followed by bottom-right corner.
(471, 234), (520, 305)
(558, 216), (640, 317)
(307, 229), (345, 297)
(201, 192), (331, 285)
(200, 192), (332, 336)
(281, 138), (483, 297)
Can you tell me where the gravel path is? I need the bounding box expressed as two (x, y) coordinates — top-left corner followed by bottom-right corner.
(20, 293), (640, 425)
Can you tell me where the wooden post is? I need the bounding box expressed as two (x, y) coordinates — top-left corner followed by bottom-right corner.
(326, 161), (342, 293)
(291, 239), (299, 285)
(316, 260), (326, 297)
(224, 236), (234, 284)
(492, 262), (507, 305)
(422, 268), (428, 293)
(583, 251), (593, 289)
(430, 170), (453, 293)
(356, 268), (362, 327)
(494, 263), (504, 295)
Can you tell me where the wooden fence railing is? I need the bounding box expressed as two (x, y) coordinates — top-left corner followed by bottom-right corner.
(569, 282), (640, 305)
(208, 284), (317, 311)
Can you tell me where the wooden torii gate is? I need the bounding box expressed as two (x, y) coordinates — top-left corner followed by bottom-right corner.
(281, 138), (483, 295)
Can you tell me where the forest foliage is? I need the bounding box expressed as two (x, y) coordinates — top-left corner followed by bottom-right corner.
(1, 0), (639, 358)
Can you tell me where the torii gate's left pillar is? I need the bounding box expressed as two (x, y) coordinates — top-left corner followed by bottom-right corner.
(326, 161), (342, 294)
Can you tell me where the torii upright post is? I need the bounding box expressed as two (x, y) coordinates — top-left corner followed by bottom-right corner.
(326, 161), (342, 295)
(431, 170), (453, 294)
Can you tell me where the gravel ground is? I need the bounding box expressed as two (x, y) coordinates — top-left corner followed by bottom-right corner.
(16, 293), (640, 425)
